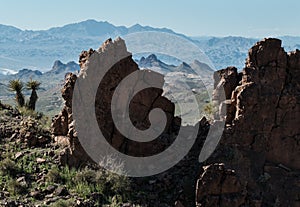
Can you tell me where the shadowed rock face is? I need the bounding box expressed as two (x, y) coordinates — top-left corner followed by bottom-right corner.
(52, 38), (180, 166)
(197, 38), (300, 207)
(94, 51), (177, 157)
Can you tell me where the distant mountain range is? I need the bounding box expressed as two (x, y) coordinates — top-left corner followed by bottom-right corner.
(0, 19), (299, 73)
(0, 20), (184, 72)
(0, 60), (79, 81)
(137, 54), (214, 75)
(0, 54), (214, 118)
(1, 54), (212, 82)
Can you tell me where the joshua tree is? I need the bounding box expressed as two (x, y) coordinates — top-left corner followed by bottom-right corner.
(26, 79), (41, 111)
(8, 79), (25, 107)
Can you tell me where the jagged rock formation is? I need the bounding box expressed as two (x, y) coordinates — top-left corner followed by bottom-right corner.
(52, 38), (180, 166)
(94, 39), (177, 157)
(197, 38), (300, 207)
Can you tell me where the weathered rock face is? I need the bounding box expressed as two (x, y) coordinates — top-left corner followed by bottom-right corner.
(197, 38), (300, 206)
(212, 66), (241, 123)
(79, 48), (95, 69)
(94, 39), (176, 157)
(196, 164), (245, 207)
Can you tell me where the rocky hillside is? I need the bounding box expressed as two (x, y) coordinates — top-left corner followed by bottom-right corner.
(0, 103), (139, 206)
(0, 37), (299, 207)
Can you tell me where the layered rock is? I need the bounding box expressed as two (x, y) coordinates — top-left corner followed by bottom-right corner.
(197, 38), (300, 206)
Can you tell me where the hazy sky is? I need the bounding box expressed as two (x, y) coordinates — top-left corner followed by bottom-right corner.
(0, 0), (299, 37)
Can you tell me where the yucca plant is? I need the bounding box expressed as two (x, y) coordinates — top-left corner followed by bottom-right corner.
(26, 79), (41, 111)
(8, 79), (25, 107)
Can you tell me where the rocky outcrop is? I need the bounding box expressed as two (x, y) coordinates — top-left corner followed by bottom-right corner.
(52, 38), (179, 166)
(79, 48), (95, 69)
(212, 66), (241, 123)
(197, 38), (300, 206)
(94, 39), (177, 157)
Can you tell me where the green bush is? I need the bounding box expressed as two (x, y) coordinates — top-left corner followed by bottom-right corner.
(7, 178), (27, 196)
(44, 164), (131, 205)
(46, 166), (62, 183)
(49, 199), (74, 207)
(0, 158), (20, 177)
(75, 167), (96, 183)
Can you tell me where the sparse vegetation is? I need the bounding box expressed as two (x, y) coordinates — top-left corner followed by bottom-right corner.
(203, 102), (217, 121)
(0, 103), (134, 206)
(49, 199), (75, 207)
(7, 79), (42, 111)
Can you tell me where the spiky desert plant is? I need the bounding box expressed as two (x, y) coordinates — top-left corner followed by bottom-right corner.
(8, 79), (25, 107)
(26, 79), (41, 111)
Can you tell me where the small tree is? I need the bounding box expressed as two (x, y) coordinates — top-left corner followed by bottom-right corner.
(26, 79), (41, 111)
(8, 79), (25, 107)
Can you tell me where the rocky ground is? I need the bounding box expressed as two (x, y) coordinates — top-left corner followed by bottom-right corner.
(0, 104), (135, 207)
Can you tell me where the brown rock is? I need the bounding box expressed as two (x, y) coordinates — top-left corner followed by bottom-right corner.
(207, 38), (300, 206)
(196, 163), (245, 207)
(52, 38), (179, 167)
(79, 48), (95, 69)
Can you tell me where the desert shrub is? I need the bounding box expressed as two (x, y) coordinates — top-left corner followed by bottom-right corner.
(75, 167), (96, 183)
(0, 158), (20, 177)
(46, 166), (62, 183)
(59, 165), (77, 185)
(17, 152), (44, 174)
(97, 156), (131, 203)
(46, 164), (131, 205)
(49, 199), (74, 207)
(18, 106), (43, 119)
(7, 178), (27, 196)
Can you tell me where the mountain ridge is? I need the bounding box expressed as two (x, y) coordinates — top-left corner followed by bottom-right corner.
(0, 19), (299, 71)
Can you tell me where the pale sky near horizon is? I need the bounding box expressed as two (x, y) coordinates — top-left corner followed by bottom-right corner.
(0, 0), (299, 37)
